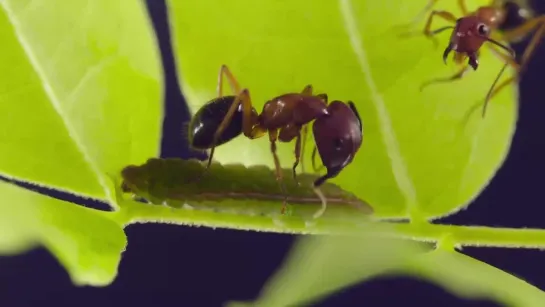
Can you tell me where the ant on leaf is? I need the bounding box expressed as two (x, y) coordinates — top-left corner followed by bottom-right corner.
(186, 65), (363, 218)
(403, 0), (544, 117)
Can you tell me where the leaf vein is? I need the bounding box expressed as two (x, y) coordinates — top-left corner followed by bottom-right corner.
(0, 3), (114, 204)
(338, 0), (419, 215)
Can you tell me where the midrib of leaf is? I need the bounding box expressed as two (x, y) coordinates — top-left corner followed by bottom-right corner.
(0, 2), (114, 205)
(110, 199), (545, 249)
(338, 0), (419, 218)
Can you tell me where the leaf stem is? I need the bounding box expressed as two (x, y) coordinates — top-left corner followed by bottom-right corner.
(102, 200), (545, 249)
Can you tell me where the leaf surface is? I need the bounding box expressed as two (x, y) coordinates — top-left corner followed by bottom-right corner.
(230, 236), (545, 307)
(168, 0), (517, 219)
(0, 0), (163, 203)
(0, 180), (126, 286)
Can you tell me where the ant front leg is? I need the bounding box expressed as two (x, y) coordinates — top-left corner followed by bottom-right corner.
(216, 64), (242, 97)
(268, 128), (289, 214)
(308, 93), (329, 175)
(420, 64), (471, 91)
(298, 86), (328, 174)
(481, 15), (545, 103)
(298, 85), (313, 175)
(422, 10), (458, 47)
(480, 43), (520, 102)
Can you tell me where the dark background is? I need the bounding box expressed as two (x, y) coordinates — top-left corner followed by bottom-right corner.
(1, 1), (544, 306)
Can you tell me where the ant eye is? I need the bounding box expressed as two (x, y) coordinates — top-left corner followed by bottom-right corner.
(477, 23), (489, 35)
(334, 138), (344, 150)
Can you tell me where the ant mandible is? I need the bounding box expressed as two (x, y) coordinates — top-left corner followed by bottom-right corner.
(406, 0), (544, 117)
(187, 65), (363, 218)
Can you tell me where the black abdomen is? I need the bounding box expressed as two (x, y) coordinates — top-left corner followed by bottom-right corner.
(188, 96), (243, 149)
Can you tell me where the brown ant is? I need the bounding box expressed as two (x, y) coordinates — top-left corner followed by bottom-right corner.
(402, 0), (544, 117)
(186, 65), (363, 218)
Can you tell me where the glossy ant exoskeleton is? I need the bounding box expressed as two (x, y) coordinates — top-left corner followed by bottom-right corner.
(403, 0), (544, 117)
(186, 65), (363, 218)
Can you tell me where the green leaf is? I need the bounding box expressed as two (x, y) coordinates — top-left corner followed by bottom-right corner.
(167, 0), (517, 219)
(230, 236), (545, 307)
(0, 0), (163, 203)
(0, 180), (126, 286)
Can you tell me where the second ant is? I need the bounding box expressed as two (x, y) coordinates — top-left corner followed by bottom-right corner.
(402, 0), (544, 117)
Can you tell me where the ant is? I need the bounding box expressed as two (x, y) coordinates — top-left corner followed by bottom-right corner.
(186, 65), (363, 218)
(402, 0), (544, 117)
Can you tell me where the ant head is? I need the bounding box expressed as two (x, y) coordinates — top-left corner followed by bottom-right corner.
(312, 101), (363, 185)
(497, 0), (534, 32)
(443, 16), (491, 70)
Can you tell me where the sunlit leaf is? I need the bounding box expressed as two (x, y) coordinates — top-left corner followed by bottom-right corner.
(0, 0), (162, 203)
(168, 0), (516, 219)
(229, 236), (545, 307)
(0, 180), (126, 286)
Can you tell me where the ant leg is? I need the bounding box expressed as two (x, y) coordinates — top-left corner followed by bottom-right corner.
(398, 9), (456, 40)
(457, 0), (469, 15)
(278, 124), (303, 184)
(298, 87), (326, 174)
(301, 84), (313, 96)
(420, 65), (471, 91)
(406, 0), (440, 28)
(292, 130), (302, 184)
(502, 16), (545, 75)
(486, 44), (520, 70)
(316, 93), (328, 102)
(204, 89), (260, 172)
(485, 76), (516, 101)
(300, 124), (309, 174)
(216, 64), (242, 97)
(401, 0), (467, 28)
(479, 44), (519, 102)
(422, 11), (458, 47)
(269, 129), (289, 214)
(480, 38), (516, 117)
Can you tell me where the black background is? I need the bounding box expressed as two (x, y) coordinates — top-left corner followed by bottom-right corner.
(1, 1), (545, 306)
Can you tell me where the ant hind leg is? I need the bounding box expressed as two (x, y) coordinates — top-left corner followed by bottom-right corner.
(201, 89), (259, 180)
(217, 65), (242, 97)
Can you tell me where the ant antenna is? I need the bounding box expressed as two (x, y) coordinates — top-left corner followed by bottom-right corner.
(480, 36), (516, 118)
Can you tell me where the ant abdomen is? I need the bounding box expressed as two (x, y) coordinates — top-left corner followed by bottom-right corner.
(497, 0), (534, 32)
(188, 96), (244, 150)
